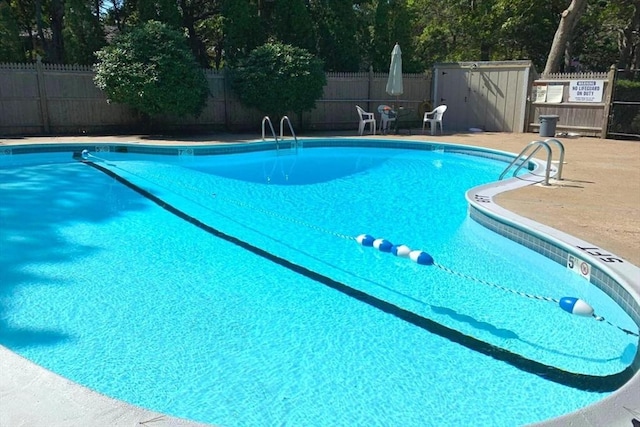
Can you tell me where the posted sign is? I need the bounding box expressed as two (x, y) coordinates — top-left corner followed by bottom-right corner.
(569, 80), (604, 103)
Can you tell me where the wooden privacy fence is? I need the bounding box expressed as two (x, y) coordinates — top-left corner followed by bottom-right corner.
(0, 59), (622, 138)
(527, 67), (616, 138)
(0, 60), (431, 136)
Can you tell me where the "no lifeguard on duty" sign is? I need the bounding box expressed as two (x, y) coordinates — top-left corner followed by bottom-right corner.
(568, 80), (605, 103)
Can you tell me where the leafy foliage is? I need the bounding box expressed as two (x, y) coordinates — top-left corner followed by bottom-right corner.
(573, 0), (637, 72)
(611, 79), (640, 135)
(0, 0), (23, 62)
(272, 0), (316, 53)
(63, 0), (106, 65)
(6, 0), (639, 73)
(93, 20), (208, 117)
(310, 1), (361, 72)
(221, 0), (263, 67)
(409, 0), (564, 69)
(231, 42), (326, 117)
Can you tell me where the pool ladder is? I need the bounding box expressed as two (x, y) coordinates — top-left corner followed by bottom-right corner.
(499, 138), (565, 186)
(262, 116), (300, 153)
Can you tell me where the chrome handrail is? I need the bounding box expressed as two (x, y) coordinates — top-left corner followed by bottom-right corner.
(543, 138), (565, 180)
(261, 116), (279, 151)
(280, 116), (299, 152)
(499, 140), (553, 186)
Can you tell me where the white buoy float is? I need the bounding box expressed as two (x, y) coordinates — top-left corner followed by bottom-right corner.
(559, 297), (594, 317)
(409, 250), (434, 266)
(81, 149), (90, 160)
(391, 244), (411, 258)
(356, 234), (375, 247)
(373, 238), (393, 252)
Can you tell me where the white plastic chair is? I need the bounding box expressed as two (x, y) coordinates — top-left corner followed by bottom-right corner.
(422, 105), (447, 135)
(377, 105), (397, 133)
(356, 105), (376, 135)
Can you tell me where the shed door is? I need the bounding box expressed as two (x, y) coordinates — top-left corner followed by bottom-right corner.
(433, 68), (471, 131)
(434, 64), (529, 132)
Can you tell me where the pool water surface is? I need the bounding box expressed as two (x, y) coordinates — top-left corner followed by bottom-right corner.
(0, 144), (637, 426)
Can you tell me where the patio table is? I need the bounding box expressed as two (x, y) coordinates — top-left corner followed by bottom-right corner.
(392, 107), (415, 135)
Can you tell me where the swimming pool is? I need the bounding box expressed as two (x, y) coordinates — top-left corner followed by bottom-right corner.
(1, 139), (639, 426)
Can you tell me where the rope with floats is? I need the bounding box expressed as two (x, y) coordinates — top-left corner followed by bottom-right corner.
(356, 233), (639, 337)
(79, 150), (639, 338)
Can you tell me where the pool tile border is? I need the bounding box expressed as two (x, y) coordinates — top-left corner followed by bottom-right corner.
(461, 148), (640, 427)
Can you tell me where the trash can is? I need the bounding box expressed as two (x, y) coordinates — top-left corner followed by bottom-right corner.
(539, 115), (559, 137)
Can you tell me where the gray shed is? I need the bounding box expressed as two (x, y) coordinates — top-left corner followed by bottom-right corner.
(432, 61), (535, 132)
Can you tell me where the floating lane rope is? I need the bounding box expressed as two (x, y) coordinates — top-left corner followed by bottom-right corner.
(356, 233), (639, 337)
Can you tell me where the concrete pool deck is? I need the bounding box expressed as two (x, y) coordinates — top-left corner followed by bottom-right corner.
(1, 130), (639, 426)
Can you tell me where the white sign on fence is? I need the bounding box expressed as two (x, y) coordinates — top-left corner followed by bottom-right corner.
(533, 85), (547, 103)
(546, 84), (564, 103)
(569, 80), (605, 103)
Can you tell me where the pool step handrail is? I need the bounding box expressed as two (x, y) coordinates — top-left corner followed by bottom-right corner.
(499, 138), (565, 186)
(279, 116), (300, 152)
(543, 138), (565, 180)
(262, 116), (279, 151)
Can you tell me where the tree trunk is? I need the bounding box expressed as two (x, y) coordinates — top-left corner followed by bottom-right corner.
(50, 0), (65, 63)
(616, 2), (640, 78)
(543, 0), (588, 75)
(35, 0), (48, 58)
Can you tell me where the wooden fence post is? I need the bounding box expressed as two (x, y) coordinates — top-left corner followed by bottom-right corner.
(223, 68), (230, 130)
(35, 57), (50, 134)
(601, 64), (616, 139)
(368, 65), (373, 112)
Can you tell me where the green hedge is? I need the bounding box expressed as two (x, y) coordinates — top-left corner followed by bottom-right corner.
(610, 79), (640, 137)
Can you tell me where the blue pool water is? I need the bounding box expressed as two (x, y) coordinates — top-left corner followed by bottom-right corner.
(0, 143), (637, 426)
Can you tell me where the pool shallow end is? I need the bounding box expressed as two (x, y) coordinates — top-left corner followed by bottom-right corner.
(465, 157), (640, 427)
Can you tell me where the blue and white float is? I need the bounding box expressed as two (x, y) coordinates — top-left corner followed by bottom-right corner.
(355, 233), (599, 319)
(409, 250), (434, 266)
(391, 244), (411, 258)
(356, 234), (375, 247)
(559, 297), (594, 317)
(358, 234), (433, 265)
(373, 238), (393, 252)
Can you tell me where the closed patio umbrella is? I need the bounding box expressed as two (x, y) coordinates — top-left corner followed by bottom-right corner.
(385, 43), (403, 105)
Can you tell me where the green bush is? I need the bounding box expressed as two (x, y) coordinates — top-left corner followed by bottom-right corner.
(611, 79), (640, 135)
(231, 42), (326, 118)
(94, 20), (208, 118)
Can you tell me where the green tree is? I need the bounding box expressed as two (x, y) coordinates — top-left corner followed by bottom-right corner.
(192, 12), (224, 68)
(231, 42), (326, 117)
(178, 0), (223, 67)
(63, 0), (106, 64)
(491, 0), (562, 68)
(0, 0), (24, 62)
(137, 0), (182, 28)
(272, 0), (315, 52)
(371, 0), (391, 70)
(408, 0), (566, 71)
(221, 0), (263, 66)
(573, 0), (639, 74)
(48, 0), (65, 62)
(310, 0), (361, 71)
(94, 20), (209, 118)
